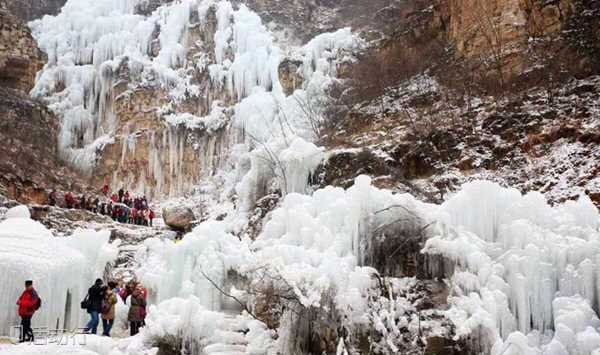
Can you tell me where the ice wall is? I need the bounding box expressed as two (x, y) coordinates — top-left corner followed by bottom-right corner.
(253, 175), (437, 315)
(30, 0), (198, 174)
(30, 0), (359, 202)
(136, 176), (438, 335)
(423, 181), (600, 353)
(134, 175), (600, 353)
(135, 220), (250, 309)
(207, 2), (283, 101)
(0, 206), (118, 335)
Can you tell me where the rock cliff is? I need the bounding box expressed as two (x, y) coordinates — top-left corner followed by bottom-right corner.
(0, 5), (85, 203)
(0, 8), (45, 92)
(0, 0), (66, 22)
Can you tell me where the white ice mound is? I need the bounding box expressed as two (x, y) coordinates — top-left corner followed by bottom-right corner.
(5, 205), (31, 219)
(0, 217), (118, 335)
(112, 296), (274, 355)
(251, 174), (439, 321)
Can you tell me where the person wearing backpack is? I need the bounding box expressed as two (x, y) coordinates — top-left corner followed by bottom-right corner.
(16, 280), (40, 343)
(83, 279), (105, 334)
(101, 282), (118, 337)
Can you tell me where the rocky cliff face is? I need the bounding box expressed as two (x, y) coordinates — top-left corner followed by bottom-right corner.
(438, 0), (578, 81)
(0, 8), (45, 92)
(92, 87), (206, 198)
(438, 0), (600, 86)
(0, 0), (66, 22)
(0, 87), (87, 204)
(314, 0), (600, 207)
(442, 0), (573, 53)
(0, 5), (85, 204)
(236, 0), (407, 42)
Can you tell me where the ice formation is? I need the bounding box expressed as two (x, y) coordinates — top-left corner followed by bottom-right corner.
(110, 296), (275, 355)
(31, 0), (146, 172)
(0, 207), (119, 335)
(134, 176), (443, 352)
(423, 181), (600, 354)
(130, 177), (600, 354)
(23, 0), (600, 354)
(207, 1), (283, 100)
(30, 0), (360, 204)
(29, 0), (199, 173)
(135, 221), (248, 309)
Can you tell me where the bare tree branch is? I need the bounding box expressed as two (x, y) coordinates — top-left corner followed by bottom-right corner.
(199, 268), (262, 322)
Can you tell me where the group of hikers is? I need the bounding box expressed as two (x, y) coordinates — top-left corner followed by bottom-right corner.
(16, 279), (148, 342)
(48, 184), (156, 227)
(82, 278), (148, 337)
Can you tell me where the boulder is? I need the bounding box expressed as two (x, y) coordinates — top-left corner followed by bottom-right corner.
(162, 206), (195, 230)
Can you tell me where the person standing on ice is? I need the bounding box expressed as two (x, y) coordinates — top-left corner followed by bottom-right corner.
(101, 282), (118, 337)
(127, 286), (146, 336)
(16, 280), (40, 343)
(101, 184), (109, 196)
(84, 279), (105, 334)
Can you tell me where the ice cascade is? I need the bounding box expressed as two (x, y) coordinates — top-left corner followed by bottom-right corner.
(423, 180), (600, 354)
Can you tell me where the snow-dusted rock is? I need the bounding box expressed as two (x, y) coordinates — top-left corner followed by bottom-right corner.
(162, 206), (195, 230)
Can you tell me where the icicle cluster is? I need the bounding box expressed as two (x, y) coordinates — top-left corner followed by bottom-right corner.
(423, 181), (600, 354)
(207, 2), (282, 101)
(30, 0), (360, 203)
(30, 0), (197, 173)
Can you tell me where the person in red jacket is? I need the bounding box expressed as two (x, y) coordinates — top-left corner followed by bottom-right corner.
(64, 192), (75, 209)
(101, 184), (109, 196)
(16, 280), (40, 343)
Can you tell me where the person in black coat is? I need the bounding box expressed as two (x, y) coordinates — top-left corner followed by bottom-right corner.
(84, 279), (105, 334)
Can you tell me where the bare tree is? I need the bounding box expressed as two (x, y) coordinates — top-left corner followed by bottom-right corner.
(525, 14), (569, 104)
(471, 1), (508, 94)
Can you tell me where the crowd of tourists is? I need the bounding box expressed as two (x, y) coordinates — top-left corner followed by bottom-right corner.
(48, 184), (155, 227)
(16, 278), (148, 342)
